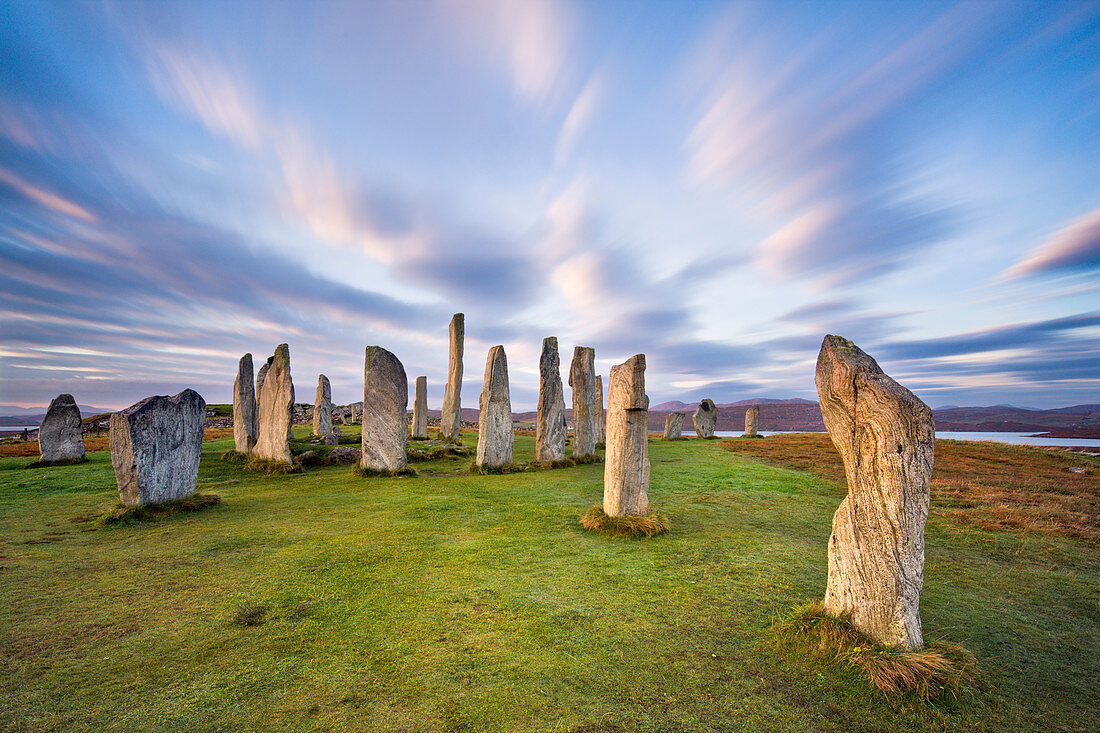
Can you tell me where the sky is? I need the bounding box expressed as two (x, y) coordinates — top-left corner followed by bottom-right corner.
(1, 0), (1099, 412)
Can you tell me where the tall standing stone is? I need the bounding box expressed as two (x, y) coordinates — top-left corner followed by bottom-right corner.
(361, 346), (408, 473)
(476, 345), (513, 468)
(693, 399), (718, 438)
(535, 337), (566, 462)
(569, 346), (597, 458)
(441, 313), (464, 440)
(255, 356), (273, 398)
(603, 355), (649, 517)
(313, 374), (333, 438)
(412, 376), (428, 439)
(109, 389), (205, 506)
(816, 335), (934, 650)
(254, 344), (294, 465)
(744, 406), (760, 437)
(233, 354), (257, 453)
(595, 375), (605, 444)
(38, 393), (84, 463)
(663, 412), (684, 440)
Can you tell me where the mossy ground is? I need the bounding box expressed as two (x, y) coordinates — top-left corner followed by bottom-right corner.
(0, 429), (1097, 731)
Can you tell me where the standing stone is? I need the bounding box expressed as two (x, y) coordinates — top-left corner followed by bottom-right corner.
(255, 355), (273, 398)
(816, 335), (934, 650)
(595, 375), (605, 444)
(745, 406), (760, 437)
(109, 389), (205, 506)
(569, 346), (597, 458)
(254, 344), (294, 465)
(233, 354), (257, 453)
(38, 393), (84, 463)
(412, 376), (428, 439)
(693, 399), (718, 438)
(361, 346), (408, 473)
(535, 337), (566, 462)
(476, 345), (513, 467)
(313, 374), (333, 438)
(441, 313), (464, 440)
(663, 412), (684, 440)
(603, 355), (650, 517)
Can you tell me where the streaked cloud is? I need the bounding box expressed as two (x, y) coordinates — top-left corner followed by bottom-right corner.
(1001, 206), (1100, 280)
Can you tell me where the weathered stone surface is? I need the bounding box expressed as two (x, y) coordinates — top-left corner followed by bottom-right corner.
(595, 374), (605, 444)
(816, 334), (934, 650)
(361, 346), (408, 472)
(38, 393), (84, 463)
(329, 445), (361, 463)
(254, 344), (294, 465)
(476, 345), (513, 467)
(693, 399), (718, 438)
(109, 389), (205, 506)
(255, 356), (273, 397)
(233, 354), (257, 452)
(313, 374), (333, 438)
(412, 376), (428, 439)
(663, 412), (684, 440)
(441, 313), (464, 440)
(569, 346), (597, 458)
(603, 355), (650, 517)
(745, 406), (760, 437)
(535, 337), (566, 462)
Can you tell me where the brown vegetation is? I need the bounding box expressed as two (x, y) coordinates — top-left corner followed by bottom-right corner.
(580, 505), (670, 539)
(0, 427), (235, 458)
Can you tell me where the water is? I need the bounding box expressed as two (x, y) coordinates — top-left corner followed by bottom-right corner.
(692, 430), (1100, 449)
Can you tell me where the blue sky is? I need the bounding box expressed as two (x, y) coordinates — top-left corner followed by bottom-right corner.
(1, 0), (1098, 411)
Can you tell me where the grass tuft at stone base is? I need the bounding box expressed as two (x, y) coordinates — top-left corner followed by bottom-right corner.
(351, 464), (417, 478)
(245, 457), (300, 474)
(468, 461), (528, 475)
(580, 505), (670, 539)
(572, 453), (603, 465)
(25, 456), (89, 469)
(81, 493), (222, 527)
(531, 458), (576, 470)
(220, 450), (251, 462)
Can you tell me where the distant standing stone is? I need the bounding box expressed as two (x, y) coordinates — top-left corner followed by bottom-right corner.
(569, 346), (597, 458)
(595, 374), (605, 444)
(441, 313), (464, 440)
(744, 406), (760, 437)
(361, 346), (409, 473)
(663, 412), (684, 440)
(476, 345), (513, 467)
(536, 337), (566, 462)
(603, 354), (650, 517)
(693, 399), (718, 438)
(412, 376), (429, 439)
(816, 334), (934, 650)
(314, 374), (333, 438)
(109, 389), (205, 506)
(254, 344), (294, 465)
(38, 393), (84, 463)
(233, 353), (257, 453)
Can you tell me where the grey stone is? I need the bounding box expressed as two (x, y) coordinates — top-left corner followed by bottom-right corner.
(441, 313), (464, 440)
(745, 406), (760, 437)
(536, 337), (567, 462)
(595, 375), (605, 444)
(361, 346), (408, 472)
(816, 334), (934, 650)
(254, 344), (294, 465)
(693, 399), (717, 438)
(328, 445), (361, 463)
(255, 356), (273, 397)
(569, 346), (597, 458)
(109, 389), (205, 506)
(313, 374), (333, 438)
(663, 412), (684, 440)
(603, 354), (650, 517)
(38, 393), (84, 463)
(233, 354), (257, 452)
(412, 376), (429, 439)
(476, 345), (513, 467)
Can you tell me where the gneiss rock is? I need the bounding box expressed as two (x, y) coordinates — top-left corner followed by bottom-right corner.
(233, 354), (257, 452)
(255, 356), (273, 397)
(109, 389), (205, 506)
(254, 344), (294, 465)
(603, 354), (650, 516)
(663, 412), (684, 440)
(569, 346), (597, 458)
(38, 393), (84, 463)
(536, 337), (566, 462)
(441, 313), (464, 440)
(595, 374), (605, 444)
(361, 346), (408, 473)
(314, 374), (333, 438)
(476, 345), (513, 467)
(693, 399), (717, 438)
(412, 376), (428, 439)
(744, 406), (760, 437)
(816, 334), (934, 650)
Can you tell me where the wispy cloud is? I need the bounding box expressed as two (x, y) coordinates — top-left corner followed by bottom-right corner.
(1001, 206), (1100, 280)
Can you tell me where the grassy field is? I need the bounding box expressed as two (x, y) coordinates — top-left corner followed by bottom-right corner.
(1, 431), (1098, 732)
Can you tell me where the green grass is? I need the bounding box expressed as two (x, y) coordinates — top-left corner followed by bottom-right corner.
(1, 434), (1098, 731)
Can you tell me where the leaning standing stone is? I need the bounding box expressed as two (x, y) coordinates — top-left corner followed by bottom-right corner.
(361, 346), (409, 473)
(744, 406), (760, 437)
(816, 334), (934, 650)
(476, 345), (513, 467)
(314, 374), (333, 438)
(693, 399), (718, 438)
(38, 393), (84, 463)
(254, 344), (294, 465)
(569, 346), (597, 458)
(109, 389), (205, 506)
(595, 374), (605, 444)
(663, 412), (684, 440)
(441, 313), (464, 440)
(233, 354), (257, 452)
(412, 376), (429, 439)
(536, 337), (566, 462)
(603, 354), (650, 516)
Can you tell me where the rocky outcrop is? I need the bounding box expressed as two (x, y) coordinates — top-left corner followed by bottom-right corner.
(254, 344), (294, 465)
(603, 355), (649, 517)
(441, 313), (464, 440)
(109, 389), (205, 506)
(38, 393), (84, 463)
(744, 406), (760, 437)
(693, 399), (717, 438)
(314, 374), (332, 438)
(536, 337), (566, 462)
(569, 346), (597, 458)
(233, 354), (257, 452)
(361, 346), (408, 473)
(476, 345), (513, 467)
(816, 334), (934, 650)
(663, 412), (684, 440)
(412, 376), (428, 439)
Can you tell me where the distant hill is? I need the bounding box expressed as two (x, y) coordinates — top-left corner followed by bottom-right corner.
(0, 404), (115, 425)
